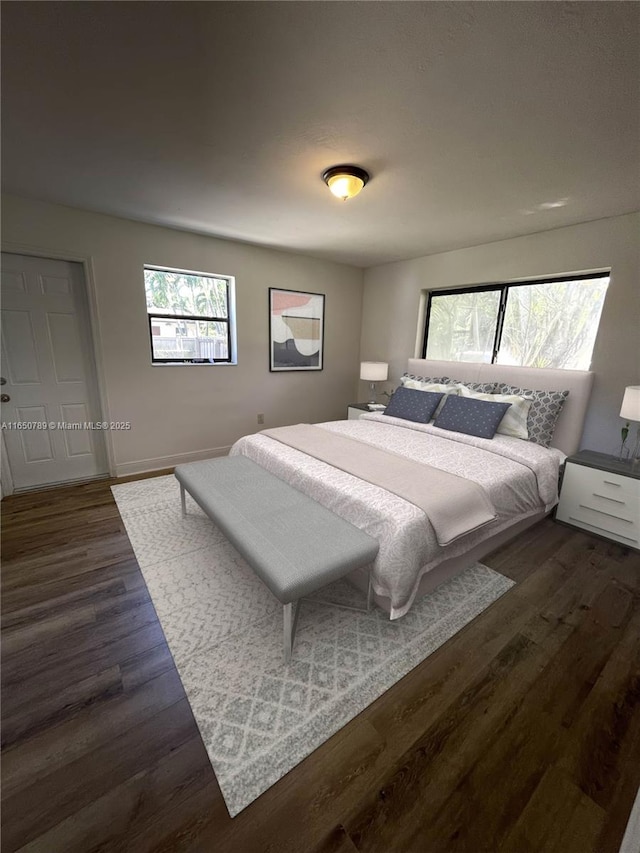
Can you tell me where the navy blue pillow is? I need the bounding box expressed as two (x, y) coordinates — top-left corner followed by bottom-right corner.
(433, 394), (511, 439)
(384, 387), (444, 423)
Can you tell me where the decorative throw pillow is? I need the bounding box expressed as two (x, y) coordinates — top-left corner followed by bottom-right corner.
(400, 374), (495, 394)
(457, 386), (532, 440)
(400, 373), (450, 385)
(400, 378), (457, 416)
(495, 384), (569, 447)
(401, 379), (452, 394)
(433, 394), (511, 439)
(449, 380), (498, 394)
(384, 387), (444, 423)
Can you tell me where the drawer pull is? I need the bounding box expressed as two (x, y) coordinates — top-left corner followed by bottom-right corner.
(579, 504), (633, 523)
(569, 517), (638, 543)
(592, 492), (625, 505)
(603, 480), (621, 487)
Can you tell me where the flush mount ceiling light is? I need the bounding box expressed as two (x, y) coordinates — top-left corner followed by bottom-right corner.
(322, 165), (370, 201)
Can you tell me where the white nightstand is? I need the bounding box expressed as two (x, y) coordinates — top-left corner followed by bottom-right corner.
(347, 403), (371, 420)
(347, 403), (386, 420)
(555, 450), (640, 550)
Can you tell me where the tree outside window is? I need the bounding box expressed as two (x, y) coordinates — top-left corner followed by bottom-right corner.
(144, 267), (235, 364)
(424, 274), (609, 370)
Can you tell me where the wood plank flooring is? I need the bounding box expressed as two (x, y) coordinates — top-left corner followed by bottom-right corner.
(1, 476), (639, 852)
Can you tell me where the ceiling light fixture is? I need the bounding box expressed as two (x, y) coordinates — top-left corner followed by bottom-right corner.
(322, 165), (370, 201)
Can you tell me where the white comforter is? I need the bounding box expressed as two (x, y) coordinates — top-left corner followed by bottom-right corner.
(230, 413), (565, 618)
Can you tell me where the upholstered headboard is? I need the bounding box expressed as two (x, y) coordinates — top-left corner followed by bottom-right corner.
(407, 358), (594, 457)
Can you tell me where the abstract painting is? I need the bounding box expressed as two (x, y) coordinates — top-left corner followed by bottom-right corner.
(269, 288), (325, 371)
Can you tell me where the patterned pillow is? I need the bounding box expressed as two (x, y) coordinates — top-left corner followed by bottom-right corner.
(433, 394), (511, 439)
(495, 384), (569, 447)
(400, 373), (450, 385)
(384, 387), (444, 423)
(399, 379), (457, 416)
(400, 374), (495, 393)
(457, 386), (532, 440)
(449, 380), (498, 394)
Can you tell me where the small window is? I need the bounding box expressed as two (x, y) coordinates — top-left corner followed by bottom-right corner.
(423, 273), (609, 370)
(144, 266), (236, 364)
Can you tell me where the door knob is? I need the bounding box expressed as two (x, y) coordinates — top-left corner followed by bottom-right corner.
(0, 377), (6, 385)
(0, 394), (10, 403)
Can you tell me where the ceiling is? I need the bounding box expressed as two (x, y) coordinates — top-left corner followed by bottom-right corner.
(2, 2), (639, 268)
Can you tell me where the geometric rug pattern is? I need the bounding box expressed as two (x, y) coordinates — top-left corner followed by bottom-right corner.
(111, 474), (514, 816)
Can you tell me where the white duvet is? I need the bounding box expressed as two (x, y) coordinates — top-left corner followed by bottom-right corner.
(230, 413), (565, 618)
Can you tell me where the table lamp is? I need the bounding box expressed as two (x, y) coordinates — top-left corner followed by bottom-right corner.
(620, 385), (640, 466)
(360, 361), (388, 404)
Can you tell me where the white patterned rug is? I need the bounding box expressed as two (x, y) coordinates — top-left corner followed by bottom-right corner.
(111, 474), (514, 816)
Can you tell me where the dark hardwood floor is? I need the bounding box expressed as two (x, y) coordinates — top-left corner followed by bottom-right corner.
(1, 475), (639, 852)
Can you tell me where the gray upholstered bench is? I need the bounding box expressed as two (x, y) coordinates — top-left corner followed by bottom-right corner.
(174, 456), (379, 661)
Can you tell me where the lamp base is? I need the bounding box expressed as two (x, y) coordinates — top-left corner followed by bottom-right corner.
(367, 382), (377, 405)
(632, 428), (640, 470)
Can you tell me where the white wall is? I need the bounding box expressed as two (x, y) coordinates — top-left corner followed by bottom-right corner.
(2, 195), (364, 475)
(361, 213), (640, 453)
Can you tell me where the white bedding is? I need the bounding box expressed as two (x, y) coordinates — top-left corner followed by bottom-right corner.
(230, 413), (565, 618)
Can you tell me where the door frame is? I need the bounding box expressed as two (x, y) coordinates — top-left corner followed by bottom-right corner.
(1, 242), (116, 488)
(1, 432), (15, 497)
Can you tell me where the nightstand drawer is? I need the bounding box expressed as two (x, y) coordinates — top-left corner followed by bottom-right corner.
(561, 503), (639, 540)
(556, 460), (640, 547)
(555, 512), (639, 547)
(561, 460), (640, 501)
(582, 489), (640, 518)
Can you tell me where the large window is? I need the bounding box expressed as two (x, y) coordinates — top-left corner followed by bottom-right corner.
(423, 272), (609, 370)
(144, 266), (235, 364)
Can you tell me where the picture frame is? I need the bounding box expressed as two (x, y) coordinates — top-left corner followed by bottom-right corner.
(269, 288), (325, 372)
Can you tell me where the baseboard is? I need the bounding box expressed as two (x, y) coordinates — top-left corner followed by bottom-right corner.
(115, 445), (232, 477)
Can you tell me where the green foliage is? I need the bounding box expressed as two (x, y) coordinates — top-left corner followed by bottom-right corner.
(427, 290), (500, 362)
(426, 278), (608, 369)
(144, 270), (228, 318)
(499, 280), (607, 369)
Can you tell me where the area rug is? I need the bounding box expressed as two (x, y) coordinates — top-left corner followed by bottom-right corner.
(619, 786), (640, 853)
(111, 474), (514, 816)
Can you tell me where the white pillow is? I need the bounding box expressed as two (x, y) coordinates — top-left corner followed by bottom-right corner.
(457, 386), (531, 440)
(401, 379), (454, 394)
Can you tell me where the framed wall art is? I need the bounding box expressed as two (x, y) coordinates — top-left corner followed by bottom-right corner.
(269, 288), (325, 371)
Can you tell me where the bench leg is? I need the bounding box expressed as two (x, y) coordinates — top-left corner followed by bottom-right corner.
(180, 484), (186, 517)
(283, 601), (300, 663)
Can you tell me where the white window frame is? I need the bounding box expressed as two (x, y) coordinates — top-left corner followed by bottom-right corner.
(144, 265), (237, 365)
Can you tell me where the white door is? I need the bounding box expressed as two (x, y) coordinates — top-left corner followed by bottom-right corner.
(1, 253), (108, 490)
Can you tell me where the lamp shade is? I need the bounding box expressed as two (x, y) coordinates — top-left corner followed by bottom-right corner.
(620, 386), (640, 422)
(360, 361), (388, 382)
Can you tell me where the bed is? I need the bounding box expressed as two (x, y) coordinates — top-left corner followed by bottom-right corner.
(230, 358), (594, 618)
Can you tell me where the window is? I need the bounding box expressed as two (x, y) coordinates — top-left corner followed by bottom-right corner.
(423, 273), (609, 370)
(144, 266), (235, 364)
